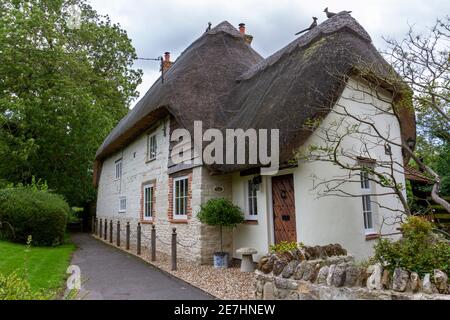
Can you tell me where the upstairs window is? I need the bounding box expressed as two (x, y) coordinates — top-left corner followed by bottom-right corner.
(147, 133), (157, 161)
(115, 159), (122, 180)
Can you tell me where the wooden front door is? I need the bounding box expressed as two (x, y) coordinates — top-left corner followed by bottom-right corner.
(272, 174), (297, 244)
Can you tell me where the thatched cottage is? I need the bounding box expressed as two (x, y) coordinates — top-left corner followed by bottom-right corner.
(93, 13), (415, 263)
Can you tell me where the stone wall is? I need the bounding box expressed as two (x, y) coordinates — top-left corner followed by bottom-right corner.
(255, 244), (450, 300)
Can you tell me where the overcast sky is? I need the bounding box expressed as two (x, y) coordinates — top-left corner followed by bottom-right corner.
(88, 0), (449, 105)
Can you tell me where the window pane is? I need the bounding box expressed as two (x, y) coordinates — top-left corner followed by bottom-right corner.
(366, 211), (373, 229)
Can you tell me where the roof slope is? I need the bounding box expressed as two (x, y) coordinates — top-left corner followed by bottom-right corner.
(95, 21), (262, 160)
(210, 12), (415, 173)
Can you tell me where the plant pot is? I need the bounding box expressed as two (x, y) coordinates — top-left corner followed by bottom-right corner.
(213, 252), (229, 268)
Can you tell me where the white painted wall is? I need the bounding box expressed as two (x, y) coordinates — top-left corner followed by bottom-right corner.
(231, 78), (406, 261)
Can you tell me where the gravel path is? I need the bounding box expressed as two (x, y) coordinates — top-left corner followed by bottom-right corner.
(92, 235), (255, 300)
(71, 233), (213, 300)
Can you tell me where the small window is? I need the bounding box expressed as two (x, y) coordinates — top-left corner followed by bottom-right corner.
(119, 197), (127, 213)
(360, 168), (374, 233)
(147, 133), (157, 161)
(173, 176), (189, 219)
(115, 159), (122, 180)
(246, 179), (258, 220)
(143, 184), (154, 220)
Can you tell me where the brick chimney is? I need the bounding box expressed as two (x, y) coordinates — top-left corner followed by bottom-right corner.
(162, 52), (173, 72)
(238, 23), (253, 45)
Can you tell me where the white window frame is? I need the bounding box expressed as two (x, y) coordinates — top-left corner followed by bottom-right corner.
(245, 178), (258, 220)
(147, 133), (157, 161)
(360, 169), (375, 234)
(173, 176), (189, 220)
(119, 196), (127, 213)
(115, 159), (122, 180)
(143, 184), (154, 221)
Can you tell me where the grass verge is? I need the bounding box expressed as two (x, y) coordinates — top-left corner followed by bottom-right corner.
(0, 236), (76, 296)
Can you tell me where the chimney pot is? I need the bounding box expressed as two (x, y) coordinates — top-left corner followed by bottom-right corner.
(238, 23), (246, 34)
(164, 52), (171, 62)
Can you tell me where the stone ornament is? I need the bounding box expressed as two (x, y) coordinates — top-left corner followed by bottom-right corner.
(236, 247), (258, 273)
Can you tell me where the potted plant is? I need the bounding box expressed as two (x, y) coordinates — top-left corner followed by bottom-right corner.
(197, 198), (244, 268)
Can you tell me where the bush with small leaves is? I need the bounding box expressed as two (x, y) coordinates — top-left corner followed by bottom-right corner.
(373, 216), (450, 277)
(269, 241), (299, 253)
(0, 272), (51, 300)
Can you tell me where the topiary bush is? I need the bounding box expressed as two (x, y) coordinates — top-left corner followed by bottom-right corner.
(373, 216), (450, 277)
(197, 198), (244, 253)
(0, 187), (69, 246)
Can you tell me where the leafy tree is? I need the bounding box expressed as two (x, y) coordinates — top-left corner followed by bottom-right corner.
(0, 0), (142, 206)
(383, 17), (449, 212)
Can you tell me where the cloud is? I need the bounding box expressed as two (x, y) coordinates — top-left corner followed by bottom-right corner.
(88, 0), (449, 106)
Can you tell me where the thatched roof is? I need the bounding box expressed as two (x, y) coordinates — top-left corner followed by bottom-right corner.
(95, 21), (262, 160)
(94, 13), (415, 184)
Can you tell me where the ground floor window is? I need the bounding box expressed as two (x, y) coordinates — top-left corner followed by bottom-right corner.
(119, 196), (126, 213)
(360, 168), (374, 233)
(143, 184), (154, 220)
(173, 176), (189, 219)
(246, 178), (258, 220)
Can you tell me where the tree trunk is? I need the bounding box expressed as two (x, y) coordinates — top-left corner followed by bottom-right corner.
(404, 144), (450, 213)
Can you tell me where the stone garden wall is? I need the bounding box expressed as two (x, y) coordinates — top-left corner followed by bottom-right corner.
(255, 244), (450, 300)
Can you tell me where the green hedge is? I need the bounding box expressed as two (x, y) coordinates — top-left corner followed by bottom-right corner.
(0, 188), (69, 246)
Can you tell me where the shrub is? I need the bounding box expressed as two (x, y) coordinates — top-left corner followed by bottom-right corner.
(0, 272), (50, 300)
(270, 241), (299, 253)
(373, 216), (450, 277)
(197, 198), (244, 253)
(0, 187), (69, 246)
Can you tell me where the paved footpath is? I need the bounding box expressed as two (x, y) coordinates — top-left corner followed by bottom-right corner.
(70, 233), (212, 300)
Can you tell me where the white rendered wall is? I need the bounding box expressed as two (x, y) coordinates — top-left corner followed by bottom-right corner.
(231, 78), (406, 261)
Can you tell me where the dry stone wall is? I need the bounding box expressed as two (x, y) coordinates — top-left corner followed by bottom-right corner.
(255, 244), (450, 300)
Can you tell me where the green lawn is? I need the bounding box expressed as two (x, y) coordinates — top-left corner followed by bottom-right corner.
(0, 238), (76, 294)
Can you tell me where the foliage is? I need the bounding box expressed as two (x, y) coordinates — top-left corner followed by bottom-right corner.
(0, 272), (51, 300)
(0, 187), (69, 246)
(373, 216), (450, 276)
(383, 17), (449, 213)
(197, 198), (244, 253)
(0, 238), (75, 295)
(0, 0), (142, 206)
(269, 241), (299, 253)
(67, 207), (83, 224)
(197, 198), (245, 228)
